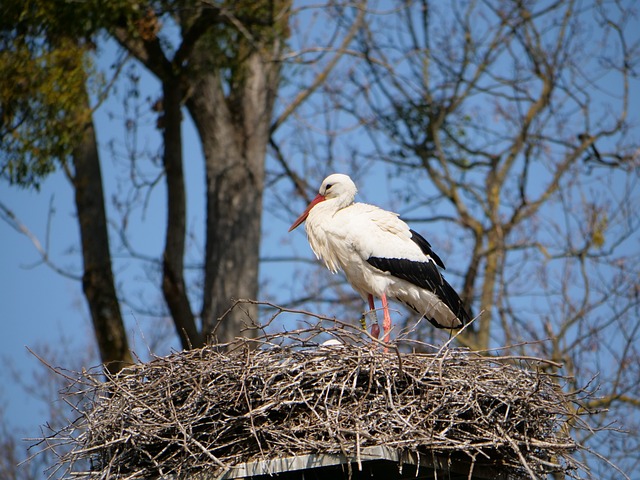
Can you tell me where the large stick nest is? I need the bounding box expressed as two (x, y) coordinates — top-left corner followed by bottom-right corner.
(43, 324), (589, 479)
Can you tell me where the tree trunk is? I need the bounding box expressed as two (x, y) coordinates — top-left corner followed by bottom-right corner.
(477, 228), (499, 350)
(188, 48), (282, 343)
(72, 86), (133, 375)
(475, 172), (503, 351)
(160, 76), (204, 349)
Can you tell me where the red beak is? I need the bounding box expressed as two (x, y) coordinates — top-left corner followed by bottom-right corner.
(288, 194), (325, 232)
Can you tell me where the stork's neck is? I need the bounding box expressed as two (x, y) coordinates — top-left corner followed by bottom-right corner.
(308, 193), (354, 221)
(326, 192), (355, 212)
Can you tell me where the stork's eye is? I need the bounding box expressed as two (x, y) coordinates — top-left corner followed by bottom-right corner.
(325, 183), (333, 190)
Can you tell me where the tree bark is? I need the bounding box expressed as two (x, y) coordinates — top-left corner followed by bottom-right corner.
(72, 87), (133, 375)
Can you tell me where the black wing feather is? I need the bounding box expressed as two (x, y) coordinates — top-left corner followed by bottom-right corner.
(409, 229), (445, 269)
(366, 256), (470, 327)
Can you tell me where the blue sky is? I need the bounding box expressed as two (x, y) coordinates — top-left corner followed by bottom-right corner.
(0, 153), (93, 431)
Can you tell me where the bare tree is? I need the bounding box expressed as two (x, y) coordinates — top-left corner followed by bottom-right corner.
(273, 1), (640, 476)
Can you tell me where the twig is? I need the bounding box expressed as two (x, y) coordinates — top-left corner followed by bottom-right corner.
(32, 322), (597, 479)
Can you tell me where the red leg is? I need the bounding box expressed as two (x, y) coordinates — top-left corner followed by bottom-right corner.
(381, 294), (391, 344)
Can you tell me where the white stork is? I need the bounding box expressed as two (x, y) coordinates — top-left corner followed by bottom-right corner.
(289, 173), (470, 342)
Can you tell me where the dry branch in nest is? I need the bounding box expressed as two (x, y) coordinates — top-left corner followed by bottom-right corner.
(39, 309), (591, 479)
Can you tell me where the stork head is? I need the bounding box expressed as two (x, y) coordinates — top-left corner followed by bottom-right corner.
(288, 173), (357, 232)
(319, 173), (357, 202)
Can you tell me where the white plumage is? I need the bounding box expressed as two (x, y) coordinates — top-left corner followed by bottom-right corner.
(289, 173), (470, 342)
